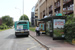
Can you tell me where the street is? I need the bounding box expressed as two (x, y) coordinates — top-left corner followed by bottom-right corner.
(0, 29), (46, 50)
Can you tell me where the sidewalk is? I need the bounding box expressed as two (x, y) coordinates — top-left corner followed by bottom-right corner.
(30, 31), (75, 50)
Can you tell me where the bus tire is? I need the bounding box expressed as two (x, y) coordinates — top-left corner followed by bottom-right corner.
(15, 35), (18, 37)
(26, 35), (29, 37)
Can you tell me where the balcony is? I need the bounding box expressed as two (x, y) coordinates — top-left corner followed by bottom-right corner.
(63, 0), (71, 4)
(35, 16), (38, 18)
(55, 1), (60, 12)
(63, 0), (73, 7)
(55, 10), (60, 14)
(63, 5), (73, 14)
(55, 1), (60, 9)
(49, 14), (52, 16)
(35, 12), (38, 17)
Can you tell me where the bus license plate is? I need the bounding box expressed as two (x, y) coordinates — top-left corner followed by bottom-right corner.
(21, 32), (24, 33)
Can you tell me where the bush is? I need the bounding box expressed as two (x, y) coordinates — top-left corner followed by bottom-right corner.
(64, 14), (75, 43)
(0, 24), (7, 29)
(64, 23), (75, 43)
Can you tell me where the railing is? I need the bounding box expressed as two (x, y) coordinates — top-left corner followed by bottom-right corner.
(55, 1), (60, 9)
(63, 5), (73, 11)
(49, 14), (52, 16)
(35, 16), (38, 18)
(63, 6), (73, 14)
(68, 7), (73, 11)
(63, 0), (72, 5)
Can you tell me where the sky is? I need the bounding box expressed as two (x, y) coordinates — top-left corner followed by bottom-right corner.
(0, 0), (38, 21)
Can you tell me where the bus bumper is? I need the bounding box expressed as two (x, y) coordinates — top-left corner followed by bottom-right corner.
(15, 31), (29, 37)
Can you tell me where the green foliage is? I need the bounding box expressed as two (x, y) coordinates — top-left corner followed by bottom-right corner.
(54, 29), (64, 37)
(0, 24), (7, 29)
(64, 14), (75, 43)
(29, 22), (31, 27)
(1, 15), (14, 27)
(30, 27), (35, 32)
(64, 23), (75, 43)
(19, 14), (29, 20)
(64, 14), (75, 24)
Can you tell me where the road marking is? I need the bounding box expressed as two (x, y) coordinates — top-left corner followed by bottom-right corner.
(27, 44), (40, 50)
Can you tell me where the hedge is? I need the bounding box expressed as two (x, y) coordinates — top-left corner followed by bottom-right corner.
(0, 24), (8, 29)
(64, 22), (75, 43)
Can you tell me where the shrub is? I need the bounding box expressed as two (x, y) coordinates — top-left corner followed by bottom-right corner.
(64, 14), (75, 43)
(64, 23), (75, 43)
(0, 24), (7, 29)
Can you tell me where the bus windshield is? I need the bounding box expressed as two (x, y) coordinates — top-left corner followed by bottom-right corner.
(17, 22), (27, 25)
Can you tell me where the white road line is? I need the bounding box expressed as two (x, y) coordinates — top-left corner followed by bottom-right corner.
(27, 44), (40, 50)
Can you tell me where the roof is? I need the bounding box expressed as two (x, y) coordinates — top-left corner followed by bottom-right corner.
(39, 16), (66, 22)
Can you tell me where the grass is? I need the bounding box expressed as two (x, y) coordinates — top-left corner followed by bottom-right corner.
(29, 27), (35, 32)
(0, 28), (11, 32)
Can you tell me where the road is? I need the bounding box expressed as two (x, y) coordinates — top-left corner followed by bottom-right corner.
(0, 29), (46, 50)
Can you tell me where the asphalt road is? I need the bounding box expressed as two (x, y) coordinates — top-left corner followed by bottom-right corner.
(0, 29), (46, 50)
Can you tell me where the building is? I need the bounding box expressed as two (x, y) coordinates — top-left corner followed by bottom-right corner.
(0, 18), (2, 25)
(34, 0), (74, 36)
(31, 6), (35, 26)
(35, 2), (38, 26)
(35, 0), (74, 20)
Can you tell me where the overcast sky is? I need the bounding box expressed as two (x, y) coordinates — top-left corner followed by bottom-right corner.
(0, 0), (38, 21)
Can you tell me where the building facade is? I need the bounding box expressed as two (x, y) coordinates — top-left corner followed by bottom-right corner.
(31, 6), (35, 26)
(35, 2), (39, 26)
(35, 0), (74, 20)
(34, 0), (74, 36)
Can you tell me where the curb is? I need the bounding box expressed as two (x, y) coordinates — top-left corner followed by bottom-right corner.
(30, 35), (49, 50)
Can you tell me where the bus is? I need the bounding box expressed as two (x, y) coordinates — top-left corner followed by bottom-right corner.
(14, 20), (29, 37)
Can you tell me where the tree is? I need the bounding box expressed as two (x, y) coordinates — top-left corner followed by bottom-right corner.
(63, 14), (75, 24)
(19, 14), (29, 20)
(1, 15), (14, 27)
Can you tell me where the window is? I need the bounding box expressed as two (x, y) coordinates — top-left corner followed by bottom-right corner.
(17, 22), (27, 25)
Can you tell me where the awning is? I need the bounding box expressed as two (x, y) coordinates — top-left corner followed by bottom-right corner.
(39, 16), (66, 22)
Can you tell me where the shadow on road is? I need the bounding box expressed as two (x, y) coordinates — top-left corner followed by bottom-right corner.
(5, 34), (29, 39)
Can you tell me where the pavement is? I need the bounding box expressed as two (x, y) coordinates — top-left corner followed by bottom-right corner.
(30, 31), (75, 50)
(0, 29), (46, 50)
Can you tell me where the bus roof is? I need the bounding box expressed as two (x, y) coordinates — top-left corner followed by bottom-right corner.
(15, 20), (29, 23)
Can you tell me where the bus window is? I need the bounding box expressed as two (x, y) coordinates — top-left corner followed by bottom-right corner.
(17, 22), (27, 25)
